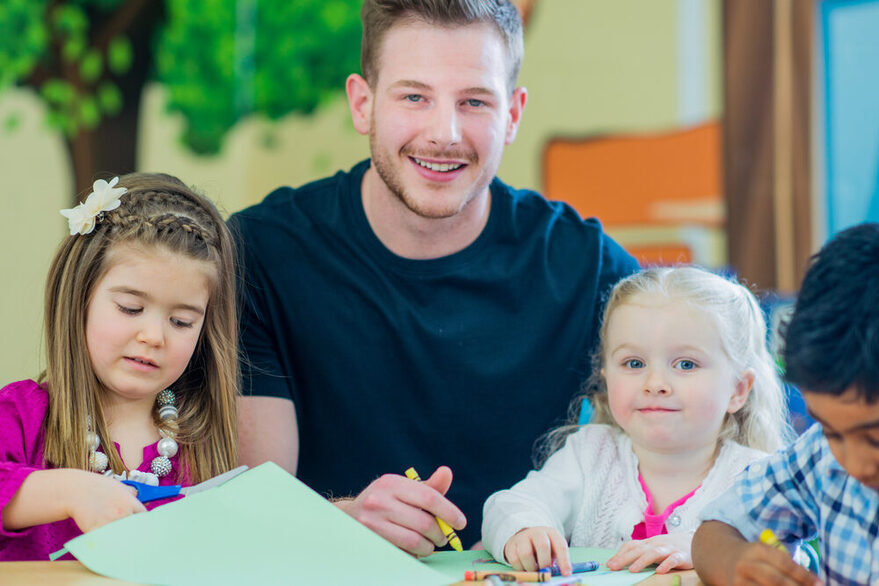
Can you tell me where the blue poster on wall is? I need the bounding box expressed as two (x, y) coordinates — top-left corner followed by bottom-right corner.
(821, 0), (879, 237)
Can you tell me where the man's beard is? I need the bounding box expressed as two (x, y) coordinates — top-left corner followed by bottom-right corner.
(368, 128), (479, 220)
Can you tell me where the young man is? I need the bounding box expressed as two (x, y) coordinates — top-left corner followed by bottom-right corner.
(230, 0), (638, 555)
(692, 222), (879, 585)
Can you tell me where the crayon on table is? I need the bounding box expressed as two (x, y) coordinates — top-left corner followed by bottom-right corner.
(464, 569), (551, 582)
(404, 467), (463, 552)
(546, 560), (600, 575)
(759, 528), (788, 552)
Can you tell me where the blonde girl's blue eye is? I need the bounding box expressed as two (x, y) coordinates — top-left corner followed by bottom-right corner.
(677, 359), (696, 371)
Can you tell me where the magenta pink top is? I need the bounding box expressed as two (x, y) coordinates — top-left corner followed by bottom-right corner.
(0, 379), (185, 561)
(630, 473), (699, 540)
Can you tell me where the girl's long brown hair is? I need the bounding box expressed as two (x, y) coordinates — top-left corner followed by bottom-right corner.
(41, 173), (238, 483)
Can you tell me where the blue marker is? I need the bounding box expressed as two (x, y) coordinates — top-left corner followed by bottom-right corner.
(545, 560), (600, 576)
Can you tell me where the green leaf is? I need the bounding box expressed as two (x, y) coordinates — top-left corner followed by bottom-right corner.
(80, 50), (103, 82)
(46, 108), (78, 137)
(96, 81), (123, 114)
(107, 36), (133, 74)
(79, 96), (101, 129)
(52, 5), (88, 35)
(0, 0), (50, 85)
(40, 79), (77, 105)
(62, 36), (86, 62)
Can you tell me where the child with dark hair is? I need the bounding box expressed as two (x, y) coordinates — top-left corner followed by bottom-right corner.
(692, 222), (879, 586)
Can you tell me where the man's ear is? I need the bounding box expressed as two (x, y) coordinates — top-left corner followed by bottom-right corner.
(504, 86), (528, 144)
(728, 369), (755, 414)
(346, 73), (373, 136)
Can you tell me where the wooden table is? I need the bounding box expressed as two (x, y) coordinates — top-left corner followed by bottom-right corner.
(0, 561), (704, 585)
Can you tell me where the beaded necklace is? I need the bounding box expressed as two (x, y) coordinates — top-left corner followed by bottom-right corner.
(88, 389), (179, 485)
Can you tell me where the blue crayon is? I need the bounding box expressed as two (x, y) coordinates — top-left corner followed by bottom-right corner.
(545, 560), (600, 576)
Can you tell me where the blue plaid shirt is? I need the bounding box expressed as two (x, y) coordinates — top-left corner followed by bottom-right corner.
(701, 423), (879, 585)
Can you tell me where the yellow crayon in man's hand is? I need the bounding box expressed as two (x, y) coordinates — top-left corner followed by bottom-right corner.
(404, 467), (463, 552)
(759, 529), (788, 552)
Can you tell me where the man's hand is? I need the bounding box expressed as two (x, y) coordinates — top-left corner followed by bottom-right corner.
(335, 465), (466, 557)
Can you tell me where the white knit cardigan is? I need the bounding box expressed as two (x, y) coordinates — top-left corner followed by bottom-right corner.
(482, 423), (767, 564)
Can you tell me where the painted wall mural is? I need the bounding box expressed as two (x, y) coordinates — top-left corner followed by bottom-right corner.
(0, 0), (723, 381)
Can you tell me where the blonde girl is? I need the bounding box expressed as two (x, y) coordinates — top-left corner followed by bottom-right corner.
(0, 173), (238, 561)
(482, 267), (792, 576)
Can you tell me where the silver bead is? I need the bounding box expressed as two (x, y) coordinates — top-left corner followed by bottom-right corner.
(151, 455), (172, 477)
(89, 450), (109, 473)
(158, 404), (178, 421)
(157, 437), (178, 458)
(668, 514), (682, 527)
(87, 432), (101, 451)
(156, 388), (176, 406)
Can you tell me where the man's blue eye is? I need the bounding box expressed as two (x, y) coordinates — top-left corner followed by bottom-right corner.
(466, 99), (484, 107)
(405, 95), (422, 102)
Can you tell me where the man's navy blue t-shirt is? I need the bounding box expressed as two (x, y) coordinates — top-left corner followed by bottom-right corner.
(229, 160), (638, 546)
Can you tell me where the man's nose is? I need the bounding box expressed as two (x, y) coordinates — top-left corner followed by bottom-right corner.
(426, 102), (461, 148)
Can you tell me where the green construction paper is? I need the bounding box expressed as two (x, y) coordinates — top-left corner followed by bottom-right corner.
(63, 462), (450, 586)
(422, 548), (655, 585)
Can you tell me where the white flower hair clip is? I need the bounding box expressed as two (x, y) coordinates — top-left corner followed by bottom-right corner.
(60, 177), (127, 235)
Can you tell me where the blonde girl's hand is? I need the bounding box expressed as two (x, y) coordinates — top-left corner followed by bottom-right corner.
(66, 471), (147, 533)
(503, 526), (572, 575)
(606, 532), (693, 573)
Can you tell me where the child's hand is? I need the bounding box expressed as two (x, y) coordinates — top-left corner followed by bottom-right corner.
(67, 472), (147, 533)
(503, 526), (572, 574)
(726, 541), (823, 586)
(607, 532), (692, 573)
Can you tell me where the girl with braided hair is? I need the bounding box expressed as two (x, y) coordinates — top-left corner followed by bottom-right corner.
(0, 173), (239, 560)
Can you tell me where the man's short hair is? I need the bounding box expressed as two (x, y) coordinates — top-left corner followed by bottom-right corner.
(783, 222), (879, 402)
(360, 0), (524, 94)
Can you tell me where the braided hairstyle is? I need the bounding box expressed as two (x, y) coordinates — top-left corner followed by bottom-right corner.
(42, 173), (238, 483)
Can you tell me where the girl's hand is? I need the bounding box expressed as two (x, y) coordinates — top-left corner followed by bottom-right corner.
(66, 471), (147, 533)
(607, 532), (693, 573)
(503, 526), (572, 575)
